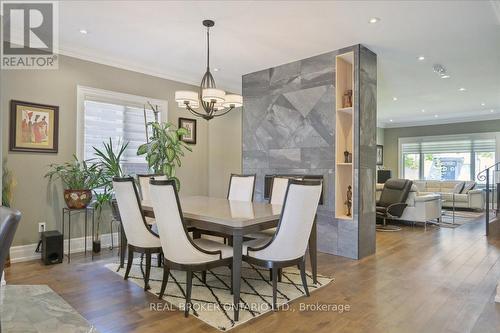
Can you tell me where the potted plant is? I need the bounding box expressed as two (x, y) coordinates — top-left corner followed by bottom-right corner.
(91, 139), (128, 253)
(137, 122), (192, 190)
(2, 158), (15, 208)
(45, 156), (104, 209)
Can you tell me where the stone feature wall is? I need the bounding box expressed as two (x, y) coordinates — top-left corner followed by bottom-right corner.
(242, 45), (376, 259)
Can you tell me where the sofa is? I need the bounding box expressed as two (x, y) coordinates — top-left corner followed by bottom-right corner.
(414, 180), (484, 210)
(376, 183), (442, 225)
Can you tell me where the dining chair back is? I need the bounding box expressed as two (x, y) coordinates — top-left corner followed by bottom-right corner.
(0, 207), (21, 279)
(227, 174), (256, 202)
(113, 177), (160, 248)
(269, 176), (293, 205)
(137, 174), (167, 202)
(149, 179), (222, 264)
(247, 180), (322, 262)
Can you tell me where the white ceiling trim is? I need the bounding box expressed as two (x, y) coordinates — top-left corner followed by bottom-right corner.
(379, 112), (500, 128)
(58, 46), (201, 89)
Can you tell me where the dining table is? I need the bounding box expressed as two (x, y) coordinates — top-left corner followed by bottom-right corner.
(140, 195), (318, 321)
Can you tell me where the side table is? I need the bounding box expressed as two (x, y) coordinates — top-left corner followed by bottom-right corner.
(62, 207), (95, 263)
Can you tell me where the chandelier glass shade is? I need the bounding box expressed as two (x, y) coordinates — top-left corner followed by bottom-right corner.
(175, 20), (242, 120)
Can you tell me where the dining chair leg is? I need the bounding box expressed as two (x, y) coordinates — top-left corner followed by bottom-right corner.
(157, 253), (162, 267)
(159, 265), (170, 299)
(144, 253), (152, 290)
(124, 246), (134, 280)
(185, 271), (193, 317)
(299, 257), (310, 297)
(229, 265), (233, 294)
(278, 268), (282, 282)
(201, 271), (207, 284)
(272, 268), (278, 311)
(269, 269), (272, 281)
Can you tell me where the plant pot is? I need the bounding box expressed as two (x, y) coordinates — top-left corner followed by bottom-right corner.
(64, 189), (92, 209)
(93, 240), (101, 253)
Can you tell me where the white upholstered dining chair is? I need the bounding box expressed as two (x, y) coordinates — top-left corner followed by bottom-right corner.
(149, 179), (234, 318)
(137, 174), (167, 202)
(242, 179), (322, 310)
(246, 176), (292, 239)
(227, 174), (256, 202)
(113, 177), (162, 291)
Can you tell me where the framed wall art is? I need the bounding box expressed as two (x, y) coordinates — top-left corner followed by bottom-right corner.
(9, 100), (59, 153)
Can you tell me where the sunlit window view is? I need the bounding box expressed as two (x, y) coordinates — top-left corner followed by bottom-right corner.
(401, 137), (496, 182)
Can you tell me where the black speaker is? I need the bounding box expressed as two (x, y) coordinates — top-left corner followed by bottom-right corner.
(377, 170), (393, 184)
(41, 231), (63, 265)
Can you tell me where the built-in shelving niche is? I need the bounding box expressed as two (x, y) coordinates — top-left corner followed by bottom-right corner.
(335, 52), (354, 220)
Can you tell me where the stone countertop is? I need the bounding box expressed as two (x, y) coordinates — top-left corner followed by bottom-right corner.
(0, 285), (97, 333)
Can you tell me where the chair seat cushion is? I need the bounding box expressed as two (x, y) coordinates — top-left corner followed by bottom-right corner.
(246, 228), (277, 239)
(193, 238), (233, 259)
(376, 206), (387, 214)
(242, 237), (272, 256)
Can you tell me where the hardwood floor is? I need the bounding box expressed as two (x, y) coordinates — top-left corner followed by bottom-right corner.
(5, 217), (500, 333)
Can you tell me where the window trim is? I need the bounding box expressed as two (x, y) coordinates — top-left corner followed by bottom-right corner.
(398, 132), (499, 181)
(76, 85), (168, 160)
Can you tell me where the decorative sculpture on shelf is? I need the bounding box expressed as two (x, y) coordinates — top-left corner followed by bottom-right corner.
(345, 185), (352, 216)
(342, 89), (353, 108)
(344, 150), (350, 163)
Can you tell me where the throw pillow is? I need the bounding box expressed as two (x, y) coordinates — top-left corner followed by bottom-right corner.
(461, 181), (476, 194)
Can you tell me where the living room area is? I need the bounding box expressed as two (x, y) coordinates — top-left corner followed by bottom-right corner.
(375, 119), (497, 231)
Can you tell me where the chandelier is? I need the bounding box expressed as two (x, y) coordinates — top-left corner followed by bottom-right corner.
(175, 20), (242, 120)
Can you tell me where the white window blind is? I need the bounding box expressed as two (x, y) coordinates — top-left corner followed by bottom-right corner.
(83, 100), (157, 175)
(401, 138), (495, 155)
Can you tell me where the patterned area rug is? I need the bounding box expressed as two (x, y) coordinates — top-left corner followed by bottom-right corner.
(439, 210), (484, 228)
(106, 258), (332, 331)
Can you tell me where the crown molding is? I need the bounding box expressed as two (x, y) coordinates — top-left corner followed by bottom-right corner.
(58, 46), (205, 88)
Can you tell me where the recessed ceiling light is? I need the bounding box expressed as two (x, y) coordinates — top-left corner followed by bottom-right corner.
(213, 68), (219, 72)
(441, 75), (451, 79)
(418, 56), (425, 61)
(490, 109), (495, 113)
(421, 109), (426, 112)
(392, 97), (398, 101)
(79, 29), (88, 34)
(459, 87), (466, 92)
(434, 115), (439, 118)
(389, 119), (393, 122)
(369, 17), (380, 24)
(481, 102), (486, 106)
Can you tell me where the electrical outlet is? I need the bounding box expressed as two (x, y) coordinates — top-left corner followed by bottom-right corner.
(38, 222), (46, 233)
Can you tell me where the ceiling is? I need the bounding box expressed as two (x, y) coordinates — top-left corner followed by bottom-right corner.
(57, 1), (500, 127)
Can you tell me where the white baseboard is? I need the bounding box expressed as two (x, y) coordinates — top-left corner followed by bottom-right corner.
(9, 232), (120, 263)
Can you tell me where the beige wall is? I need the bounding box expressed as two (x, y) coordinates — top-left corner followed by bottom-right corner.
(208, 108), (242, 198)
(384, 119), (500, 176)
(1, 55), (215, 246)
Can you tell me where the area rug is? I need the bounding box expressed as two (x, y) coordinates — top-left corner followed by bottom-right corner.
(105, 258), (332, 331)
(439, 210), (484, 228)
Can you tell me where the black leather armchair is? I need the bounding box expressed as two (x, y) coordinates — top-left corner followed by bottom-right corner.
(376, 178), (413, 231)
(0, 207), (21, 280)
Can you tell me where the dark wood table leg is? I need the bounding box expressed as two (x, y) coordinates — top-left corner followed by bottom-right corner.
(232, 232), (243, 321)
(308, 216), (317, 284)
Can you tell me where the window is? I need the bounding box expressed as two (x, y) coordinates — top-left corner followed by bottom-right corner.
(77, 86), (167, 175)
(400, 134), (496, 182)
